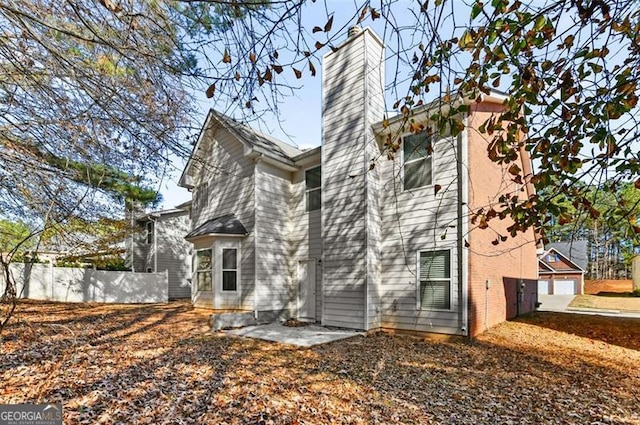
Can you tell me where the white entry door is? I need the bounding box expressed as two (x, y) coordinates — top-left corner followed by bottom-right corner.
(298, 260), (316, 320)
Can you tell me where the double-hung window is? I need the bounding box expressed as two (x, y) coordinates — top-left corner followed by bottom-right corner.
(146, 221), (154, 244)
(403, 133), (433, 190)
(305, 166), (321, 211)
(418, 250), (451, 310)
(222, 248), (238, 291)
(196, 181), (209, 211)
(196, 249), (212, 291)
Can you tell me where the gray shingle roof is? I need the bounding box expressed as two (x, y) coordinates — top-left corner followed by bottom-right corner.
(210, 110), (304, 161)
(546, 240), (588, 270)
(185, 214), (248, 240)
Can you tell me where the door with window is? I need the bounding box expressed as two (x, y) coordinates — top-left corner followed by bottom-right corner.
(298, 260), (316, 320)
(214, 240), (241, 309)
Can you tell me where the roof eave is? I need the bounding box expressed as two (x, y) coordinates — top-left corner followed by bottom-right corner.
(185, 232), (248, 242)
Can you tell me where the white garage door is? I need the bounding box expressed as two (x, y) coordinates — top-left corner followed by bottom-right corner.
(553, 280), (576, 295)
(538, 280), (549, 295)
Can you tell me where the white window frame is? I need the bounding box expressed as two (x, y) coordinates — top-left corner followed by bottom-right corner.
(416, 248), (453, 311)
(402, 132), (434, 191)
(305, 166), (321, 212)
(145, 221), (154, 244)
(221, 247), (239, 292)
(195, 248), (213, 292)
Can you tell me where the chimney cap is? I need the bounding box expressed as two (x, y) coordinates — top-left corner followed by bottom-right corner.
(348, 26), (362, 37)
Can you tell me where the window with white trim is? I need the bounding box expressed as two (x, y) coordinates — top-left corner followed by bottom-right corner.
(403, 133), (433, 190)
(222, 248), (238, 291)
(419, 250), (451, 310)
(305, 166), (321, 211)
(146, 221), (154, 244)
(196, 249), (212, 291)
(546, 253), (560, 262)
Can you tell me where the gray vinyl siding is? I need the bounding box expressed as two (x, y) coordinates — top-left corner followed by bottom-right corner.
(290, 165), (323, 321)
(155, 212), (192, 299)
(379, 132), (463, 335)
(133, 229), (152, 273)
(191, 128), (255, 310)
(255, 161), (294, 313)
(321, 30), (384, 330)
(364, 30), (385, 330)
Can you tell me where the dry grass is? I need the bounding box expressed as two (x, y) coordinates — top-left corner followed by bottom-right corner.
(1, 300), (640, 424)
(570, 294), (640, 312)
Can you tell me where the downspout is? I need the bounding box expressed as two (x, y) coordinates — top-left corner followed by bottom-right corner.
(459, 115), (469, 336)
(152, 217), (158, 273)
(253, 156), (262, 320)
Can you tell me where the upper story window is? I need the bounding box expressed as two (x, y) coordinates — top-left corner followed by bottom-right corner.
(305, 166), (321, 211)
(546, 253), (560, 262)
(146, 221), (154, 244)
(403, 133), (433, 190)
(196, 181), (209, 212)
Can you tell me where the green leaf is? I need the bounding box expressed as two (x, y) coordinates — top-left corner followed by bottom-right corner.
(471, 2), (483, 19)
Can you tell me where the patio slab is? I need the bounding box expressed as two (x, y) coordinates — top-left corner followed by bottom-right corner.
(225, 323), (363, 347)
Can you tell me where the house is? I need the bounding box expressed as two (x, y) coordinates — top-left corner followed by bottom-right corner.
(538, 246), (585, 295)
(132, 202), (192, 299)
(179, 27), (538, 337)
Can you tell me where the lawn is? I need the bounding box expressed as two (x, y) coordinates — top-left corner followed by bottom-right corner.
(1, 301), (640, 424)
(570, 294), (640, 312)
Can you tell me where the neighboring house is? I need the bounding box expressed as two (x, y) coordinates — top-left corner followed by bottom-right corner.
(179, 27), (538, 337)
(547, 240), (588, 271)
(133, 202), (192, 299)
(538, 246), (585, 295)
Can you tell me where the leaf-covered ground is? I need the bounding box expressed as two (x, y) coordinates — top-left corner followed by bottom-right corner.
(2, 301), (639, 424)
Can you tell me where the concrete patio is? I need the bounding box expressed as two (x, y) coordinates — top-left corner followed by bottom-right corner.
(225, 323), (363, 348)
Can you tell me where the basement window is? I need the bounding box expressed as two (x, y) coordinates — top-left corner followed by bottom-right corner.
(418, 249), (451, 310)
(403, 133), (433, 190)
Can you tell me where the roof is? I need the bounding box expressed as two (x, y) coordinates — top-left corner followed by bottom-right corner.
(179, 109), (309, 188)
(209, 110), (304, 160)
(136, 204), (190, 222)
(547, 240), (588, 270)
(538, 246), (585, 273)
(184, 214), (248, 240)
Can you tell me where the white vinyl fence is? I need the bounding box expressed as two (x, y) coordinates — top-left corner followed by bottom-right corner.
(1, 263), (168, 304)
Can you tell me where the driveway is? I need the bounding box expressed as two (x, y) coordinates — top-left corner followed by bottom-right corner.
(537, 294), (575, 312)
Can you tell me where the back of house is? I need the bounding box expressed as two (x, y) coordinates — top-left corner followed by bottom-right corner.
(179, 27), (538, 337)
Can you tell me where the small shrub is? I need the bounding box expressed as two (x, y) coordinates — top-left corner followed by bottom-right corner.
(633, 288), (640, 297)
